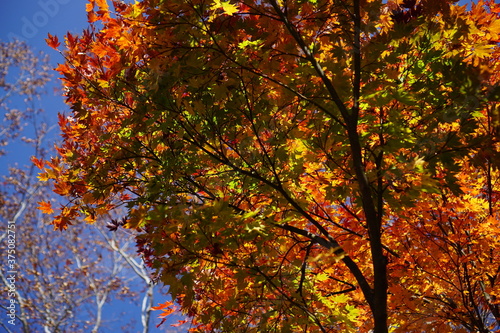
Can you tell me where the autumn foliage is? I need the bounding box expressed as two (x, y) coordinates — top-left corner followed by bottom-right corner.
(40, 0), (500, 331)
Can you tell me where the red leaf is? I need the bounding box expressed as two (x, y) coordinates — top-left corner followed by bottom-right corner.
(45, 33), (60, 49)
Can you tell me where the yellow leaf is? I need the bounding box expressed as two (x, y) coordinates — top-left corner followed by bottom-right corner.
(316, 272), (329, 282)
(472, 44), (495, 59)
(84, 213), (96, 224)
(37, 172), (49, 182)
(210, 0), (239, 16)
(488, 19), (500, 34)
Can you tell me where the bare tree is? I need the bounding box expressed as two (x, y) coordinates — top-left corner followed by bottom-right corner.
(0, 39), (161, 333)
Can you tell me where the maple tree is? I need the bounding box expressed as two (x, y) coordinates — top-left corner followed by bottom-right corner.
(0, 40), (167, 333)
(41, 0), (500, 331)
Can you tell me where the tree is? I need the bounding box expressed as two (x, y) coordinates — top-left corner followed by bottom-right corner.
(0, 40), (162, 333)
(0, 40), (51, 157)
(41, 0), (500, 331)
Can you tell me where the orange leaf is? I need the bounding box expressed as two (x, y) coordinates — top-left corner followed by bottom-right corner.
(86, 1), (94, 12)
(31, 156), (45, 169)
(88, 10), (98, 23)
(45, 33), (60, 49)
(37, 201), (54, 214)
(96, 0), (109, 12)
(53, 215), (71, 231)
(151, 301), (174, 311)
(171, 320), (188, 327)
(53, 181), (71, 196)
(151, 301), (176, 318)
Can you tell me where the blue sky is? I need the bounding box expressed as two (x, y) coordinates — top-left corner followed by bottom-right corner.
(0, 0), (89, 172)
